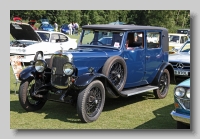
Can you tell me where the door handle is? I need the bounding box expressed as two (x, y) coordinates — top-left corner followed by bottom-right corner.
(146, 56), (150, 59)
(124, 57), (128, 60)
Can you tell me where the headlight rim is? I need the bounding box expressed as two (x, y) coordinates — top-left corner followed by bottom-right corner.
(35, 59), (47, 73)
(175, 87), (186, 98)
(63, 62), (75, 76)
(186, 88), (190, 99)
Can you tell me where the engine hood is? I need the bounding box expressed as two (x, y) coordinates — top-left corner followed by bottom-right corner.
(169, 53), (190, 63)
(10, 22), (42, 42)
(55, 47), (121, 75)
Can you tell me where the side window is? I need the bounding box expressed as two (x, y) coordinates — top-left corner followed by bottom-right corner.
(147, 32), (160, 49)
(126, 32), (144, 49)
(59, 34), (68, 42)
(180, 36), (188, 43)
(50, 34), (59, 43)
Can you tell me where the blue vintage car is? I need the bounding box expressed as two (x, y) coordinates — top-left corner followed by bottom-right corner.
(39, 23), (54, 31)
(18, 24), (175, 123)
(171, 78), (190, 129)
(60, 24), (70, 34)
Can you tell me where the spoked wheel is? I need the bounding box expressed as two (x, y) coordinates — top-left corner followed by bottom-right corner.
(77, 80), (105, 123)
(102, 56), (127, 92)
(153, 69), (170, 99)
(19, 78), (47, 111)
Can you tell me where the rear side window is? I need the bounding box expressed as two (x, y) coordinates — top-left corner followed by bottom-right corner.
(147, 32), (161, 49)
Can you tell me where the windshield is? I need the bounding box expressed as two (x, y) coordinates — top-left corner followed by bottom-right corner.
(62, 24), (69, 29)
(36, 32), (50, 42)
(169, 35), (180, 43)
(79, 29), (124, 48)
(180, 42), (190, 53)
(41, 24), (53, 28)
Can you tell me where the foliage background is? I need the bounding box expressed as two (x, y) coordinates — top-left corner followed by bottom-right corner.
(10, 10), (190, 33)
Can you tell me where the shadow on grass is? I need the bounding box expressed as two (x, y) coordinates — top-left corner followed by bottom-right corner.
(134, 103), (177, 129)
(103, 91), (155, 112)
(10, 91), (155, 124)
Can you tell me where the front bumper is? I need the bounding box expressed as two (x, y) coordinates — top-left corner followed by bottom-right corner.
(170, 110), (190, 124)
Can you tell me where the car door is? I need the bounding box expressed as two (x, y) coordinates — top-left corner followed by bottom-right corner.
(144, 30), (164, 83)
(59, 34), (77, 50)
(123, 31), (146, 88)
(48, 33), (62, 52)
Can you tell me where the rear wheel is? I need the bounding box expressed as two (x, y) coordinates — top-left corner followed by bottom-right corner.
(153, 69), (170, 99)
(77, 80), (105, 123)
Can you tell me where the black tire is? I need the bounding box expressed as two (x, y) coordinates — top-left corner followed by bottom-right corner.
(18, 78), (47, 112)
(153, 69), (170, 99)
(102, 56), (127, 92)
(177, 121), (190, 129)
(77, 80), (105, 123)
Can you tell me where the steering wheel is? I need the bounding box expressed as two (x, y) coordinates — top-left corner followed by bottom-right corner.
(90, 41), (104, 45)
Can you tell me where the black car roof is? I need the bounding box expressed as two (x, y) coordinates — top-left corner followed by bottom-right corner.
(82, 24), (168, 31)
(82, 24), (169, 52)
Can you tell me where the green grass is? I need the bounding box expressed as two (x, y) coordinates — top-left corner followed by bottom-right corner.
(10, 65), (186, 129)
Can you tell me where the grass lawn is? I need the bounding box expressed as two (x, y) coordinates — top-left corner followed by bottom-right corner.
(10, 64), (186, 129)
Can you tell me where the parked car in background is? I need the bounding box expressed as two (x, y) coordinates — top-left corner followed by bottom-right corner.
(40, 18), (49, 24)
(177, 28), (190, 38)
(169, 40), (190, 78)
(18, 24), (175, 123)
(171, 78), (190, 129)
(38, 23), (54, 31)
(28, 19), (38, 30)
(168, 33), (189, 54)
(60, 24), (70, 34)
(10, 22), (77, 63)
(13, 16), (22, 22)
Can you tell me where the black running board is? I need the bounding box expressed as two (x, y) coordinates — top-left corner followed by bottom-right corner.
(121, 85), (158, 97)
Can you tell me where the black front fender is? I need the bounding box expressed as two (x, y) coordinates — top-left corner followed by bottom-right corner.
(72, 73), (120, 97)
(19, 66), (36, 81)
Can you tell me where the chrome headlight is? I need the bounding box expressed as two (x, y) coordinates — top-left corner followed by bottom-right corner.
(186, 89), (190, 99)
(63, 62), (75, 76)
(35, 60), (47, 72)
(175, 87), (185, 98)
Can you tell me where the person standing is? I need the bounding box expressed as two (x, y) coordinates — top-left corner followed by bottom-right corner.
(74, 22), (79, 35)
(54, 22), (58, 32)
(68, 22), (73, 35)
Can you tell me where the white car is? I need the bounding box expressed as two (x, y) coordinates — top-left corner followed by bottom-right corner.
(10, 22), (77, 63)
(168, 33), (189, 52)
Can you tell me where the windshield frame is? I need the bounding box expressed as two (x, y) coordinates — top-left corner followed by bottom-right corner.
(78, 29), (125, 50)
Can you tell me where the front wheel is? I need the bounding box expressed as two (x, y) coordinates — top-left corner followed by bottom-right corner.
(77, 80), (105, 123)
(153, 69), (170, 99)
(18, 78), (47, 112)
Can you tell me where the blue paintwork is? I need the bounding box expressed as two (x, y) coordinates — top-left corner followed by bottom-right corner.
(63, 29), (167, 89)
(60, 24), (70, 34)
(171, 78), (190, 125)
(19, 66), (35, 81)
(39, 23), (54, 31)
(177, 78), (190, 87)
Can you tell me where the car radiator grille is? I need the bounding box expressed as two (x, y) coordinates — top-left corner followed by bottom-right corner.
(170, 62), (190, 70)
(51, 55), (69, 87)
(179, 99), (190, 110)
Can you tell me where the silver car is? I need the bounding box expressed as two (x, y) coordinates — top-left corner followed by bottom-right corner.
(169, 40), (190, 77)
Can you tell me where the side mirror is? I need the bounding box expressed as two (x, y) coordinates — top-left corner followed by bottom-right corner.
(34, 51), (44, 61)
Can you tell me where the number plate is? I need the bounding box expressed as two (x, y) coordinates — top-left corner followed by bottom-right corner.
(174, 70), (188, 75)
